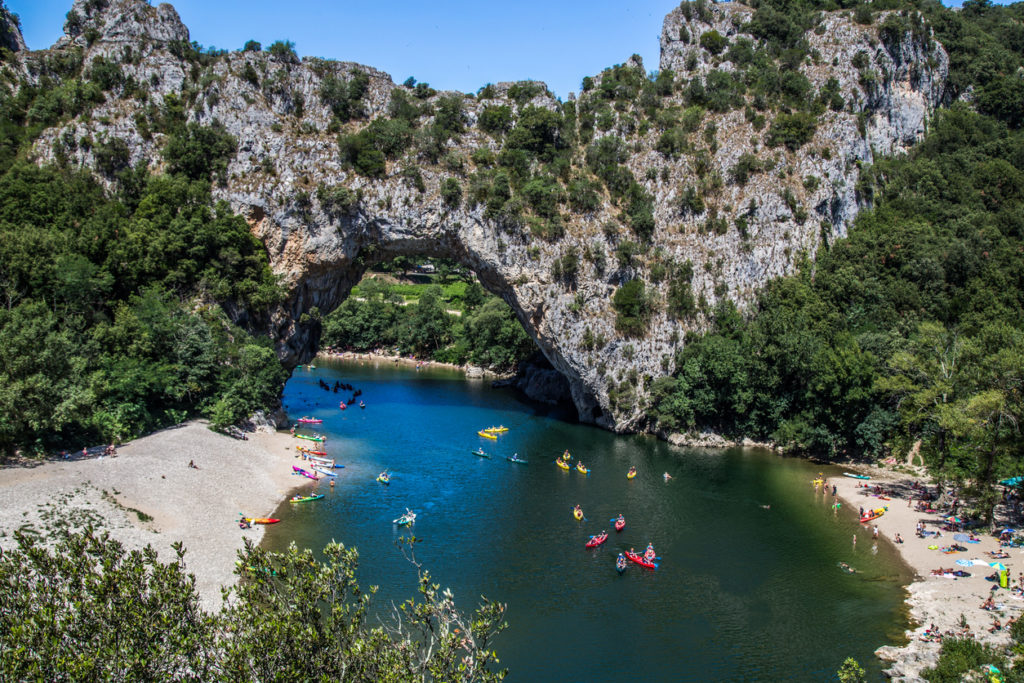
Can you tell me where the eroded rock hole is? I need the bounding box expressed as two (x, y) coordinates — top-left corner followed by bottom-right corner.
(314, 256), (575, 416)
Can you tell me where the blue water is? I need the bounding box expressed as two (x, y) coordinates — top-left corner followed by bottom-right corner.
(265, 358), (911, 681)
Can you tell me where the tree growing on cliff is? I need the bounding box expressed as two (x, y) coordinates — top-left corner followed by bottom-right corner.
(612, 279), (654, 337)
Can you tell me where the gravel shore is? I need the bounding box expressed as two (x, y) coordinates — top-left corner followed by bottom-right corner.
(828, 467), (1018, 681)
(0, 421), (310, 611)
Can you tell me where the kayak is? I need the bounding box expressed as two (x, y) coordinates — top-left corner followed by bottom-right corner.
(507, 455), (528, 464)
(290, 494), (324, 503)
(376, 473), (390, 485)
(616, 555), (628, 574)
(307, 455), (334, 465)
(860, 507), (887, 523)
(242, 517), (280, 524)
(627, 468), (636, 480)
(614, 517), (626, 532)
(295, 434), (326, 442)
(844, 472), (871, 480)
(393, 511), (416, 526)
(585, 532), (608, 548)
(339, 402), (346, 410)
(312, 466), (337, 477)
(556, 458), (570, 470)
(471, 449), (491, 458)
(573, 507), (584, 521)
(296, 446), (328, 456)
(292, 466), (319, 480)
(483, 426), (508, 433)
(812, 479), (824, 486)
(296, 418), (322, 424)
(625, 551), (656, 569)
(477, 430), (498, 440)
(576, 462), (589, 475)
(561, 452), (573, 462)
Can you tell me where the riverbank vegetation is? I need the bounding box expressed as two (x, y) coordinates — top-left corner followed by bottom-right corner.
(321, 265), (535, 372)
(0, 88), (287, 454)
(0, 526), (507, 681)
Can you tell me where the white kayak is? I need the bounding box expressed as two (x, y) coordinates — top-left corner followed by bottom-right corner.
(313, 466), (337, 477)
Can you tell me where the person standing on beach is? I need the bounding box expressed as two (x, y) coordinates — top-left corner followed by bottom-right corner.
(832, 484), (837, 497)
(873, 525), (879, 539)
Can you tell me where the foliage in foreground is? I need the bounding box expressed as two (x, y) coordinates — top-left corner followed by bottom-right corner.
(0, 527), (507, 681)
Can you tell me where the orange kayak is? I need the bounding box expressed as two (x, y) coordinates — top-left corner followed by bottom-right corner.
(243, 517), (280, 524)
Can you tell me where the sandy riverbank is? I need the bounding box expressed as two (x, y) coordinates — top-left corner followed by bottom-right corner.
(316, 349), (510, 378)
(824, 466), (1019, 680)
(0, 421), (318, 611)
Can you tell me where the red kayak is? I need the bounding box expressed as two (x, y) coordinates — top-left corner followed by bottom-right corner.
(614, 517), (625, 532)
(585, 532), (608, 548)
(339, 402), (347, 410)
(625, 551), (656, 569)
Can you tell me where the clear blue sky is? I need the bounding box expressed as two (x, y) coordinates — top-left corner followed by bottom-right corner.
(7, 0), (681, 98)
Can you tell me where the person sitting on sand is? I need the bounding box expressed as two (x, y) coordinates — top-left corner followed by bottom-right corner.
(894, 533), (904, 544)
(990, 619), (1002, 633)
(188, 460), (198, 469)
(982, 596), (996, 610)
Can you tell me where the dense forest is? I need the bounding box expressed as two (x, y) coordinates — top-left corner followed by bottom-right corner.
(0, 45), (288, 453)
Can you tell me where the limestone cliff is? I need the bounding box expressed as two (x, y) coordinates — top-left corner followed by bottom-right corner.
(5, 0), (949, 431)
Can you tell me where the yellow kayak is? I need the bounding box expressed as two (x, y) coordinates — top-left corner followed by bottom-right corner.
(627, 467), (637, 480)
(576, 462), (589, 475)
(573, 507), (584, 521)
(556, 458), (570, 470)
(561, 451), (572, 462)
(812, 478), (824, 486)
(477, 430), (498, 440)
(483, 425), (508, 433)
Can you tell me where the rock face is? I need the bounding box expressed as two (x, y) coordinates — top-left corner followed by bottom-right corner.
(0, 3), (26, 54)
(9, 0), (949, 432)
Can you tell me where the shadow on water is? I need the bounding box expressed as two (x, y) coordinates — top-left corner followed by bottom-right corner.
(265, 360), (912, 682)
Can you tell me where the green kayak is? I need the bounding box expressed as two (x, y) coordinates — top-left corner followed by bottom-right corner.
(295, 434), (326, 442)
(290, 494), (324, 503)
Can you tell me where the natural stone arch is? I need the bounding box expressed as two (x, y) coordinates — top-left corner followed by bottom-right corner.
(255, 211), (609, 426)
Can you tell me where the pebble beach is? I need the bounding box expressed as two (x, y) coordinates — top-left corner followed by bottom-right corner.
(0, 421), (304, 611)
(831, 468), (1018, 680)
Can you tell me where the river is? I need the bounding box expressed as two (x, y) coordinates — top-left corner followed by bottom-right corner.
(264, 357), (911, 681)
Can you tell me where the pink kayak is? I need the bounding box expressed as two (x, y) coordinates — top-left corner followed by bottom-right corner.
(292, 465), (319, 480)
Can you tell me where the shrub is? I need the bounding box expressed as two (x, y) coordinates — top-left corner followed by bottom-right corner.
(162, 121), (237, 183)
(478, 105), (514, 136)
(242, 40), (261, 52)
(766, 112), (817, 151)
(568, 177), (602, 212)
(440, 177), (462, 209)
(699, 30), (728, 55)
(612, 279), (653, 337)
(320, 69), (370, 122)
(266, 40), (298, 64)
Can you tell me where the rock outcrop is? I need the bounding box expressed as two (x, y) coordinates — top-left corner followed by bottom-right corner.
(8, 0), (949, 431)
(0, 3), (26, 54)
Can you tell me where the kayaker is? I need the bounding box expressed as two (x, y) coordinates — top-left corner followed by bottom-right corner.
(645, 544), (655, 561)
(663, 472), (672, 481)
